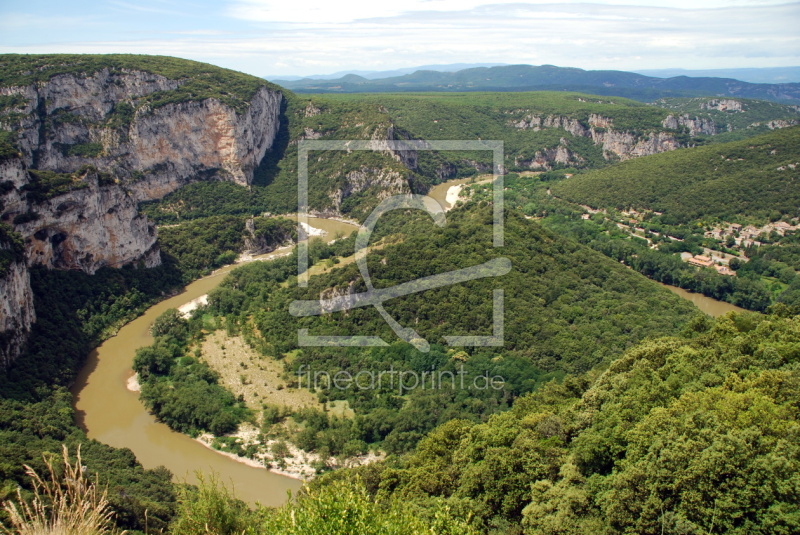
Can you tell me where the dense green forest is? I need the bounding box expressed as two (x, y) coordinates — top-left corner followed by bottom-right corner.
(134, 309), (251, 436)
(232, 206), (697, 374)
(321, 309), (800, 534)
(552, 126), (800, 224)
(157, 214), (295, 281)
(132, 207), (699, 466)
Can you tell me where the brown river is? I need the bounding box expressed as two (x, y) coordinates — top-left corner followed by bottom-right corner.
(661, 283), (746, 317)
(71, 184), (745, 506)
(71, 217), (358, 506)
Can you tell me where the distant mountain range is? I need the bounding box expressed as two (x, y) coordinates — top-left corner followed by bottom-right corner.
(268, 63), (507, 81)
(270, 64), (800, 104)
(634, 67), (800, 84)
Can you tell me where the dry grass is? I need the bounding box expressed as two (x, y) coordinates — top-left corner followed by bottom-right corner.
(1, 445), (119, 535)
(200, 331), (320, 413)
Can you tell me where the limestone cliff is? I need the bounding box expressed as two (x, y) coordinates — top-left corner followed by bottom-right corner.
(511, 113), (690, 166)
(661, 114), (717, 136)
(2, 158), (160, 273)
(0, 226), (34, 368)
(514, 139), (582, 169)
(329, 167), (410, 212)
(0, 56), (285, 365)
(2, 68), (282, 199)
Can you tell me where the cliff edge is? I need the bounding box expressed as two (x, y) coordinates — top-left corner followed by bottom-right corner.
(0, 54), (285, 364)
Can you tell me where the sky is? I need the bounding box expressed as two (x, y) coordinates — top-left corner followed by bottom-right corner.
(0, 0), (798, 78)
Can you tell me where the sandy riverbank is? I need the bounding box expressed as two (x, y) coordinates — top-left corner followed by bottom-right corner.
(194, 424), (385, 482)
(444, 184), (464, 209)
(178, 294), (208, 317)
(126, 373), (140, 392)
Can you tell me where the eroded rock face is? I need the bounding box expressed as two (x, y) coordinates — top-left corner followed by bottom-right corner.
(125, 88), (282, 198)
(330, 167), (410, 211)
(510, 113), (696, 168)
(0, 68), (284, 364)
(662, 114), (717, 136)
(515, 140), (582, 169)
(2, 68), (283, 262)
(0, 248), (34, 368)
(701, 99), (744, 112)
(2, 158), (159, 274)
(3, 71), (281, 199)
(591, 130), (681, 159)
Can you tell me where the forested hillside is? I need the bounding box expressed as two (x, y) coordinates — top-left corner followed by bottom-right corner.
(462, 131), (800, 313)
(77, 309), (800, 534)
(140, 90), (800, 223)
(324, 309), (800, 534)
(131, 207), (698, 465)
(273, 64), (800, 105)
(553, 126), (800, 224)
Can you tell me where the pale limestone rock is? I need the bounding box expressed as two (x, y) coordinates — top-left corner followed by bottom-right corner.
(0, 69), (284, 365)
(662, 114), (717, 136)
(4, 72), (282, 197)
(0, 250), (35, 368)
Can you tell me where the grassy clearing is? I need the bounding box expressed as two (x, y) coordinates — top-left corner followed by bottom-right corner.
(199, 331), (320, 413)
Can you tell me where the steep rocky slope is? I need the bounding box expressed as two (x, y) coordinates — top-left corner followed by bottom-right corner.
(1, 58), (282, 197)
(0, 55), (285, 364)
(0, 223), (33, 368)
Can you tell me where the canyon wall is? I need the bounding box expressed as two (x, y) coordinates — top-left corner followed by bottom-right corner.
(0, 228), (34, 368)
(0, 65), (284, 364)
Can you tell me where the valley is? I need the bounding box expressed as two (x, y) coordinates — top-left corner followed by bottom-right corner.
(72, 216), (361, 505)
(0, 54), (798, 534)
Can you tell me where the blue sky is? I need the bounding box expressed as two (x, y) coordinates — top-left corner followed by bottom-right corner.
(0, 0), (798, 78)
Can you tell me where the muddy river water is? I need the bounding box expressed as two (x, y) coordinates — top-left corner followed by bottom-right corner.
(71, 186), (745, 505)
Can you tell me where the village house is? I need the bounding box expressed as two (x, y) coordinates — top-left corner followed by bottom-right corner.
(688, 255), (714, 268)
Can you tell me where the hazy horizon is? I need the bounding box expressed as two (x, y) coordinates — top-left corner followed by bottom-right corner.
(1, 0), (798, 79)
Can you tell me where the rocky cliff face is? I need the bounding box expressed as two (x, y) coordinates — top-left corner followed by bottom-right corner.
(591, 130), (681, 159)
(510, 113), (709, 168)
(2, 159), (160, 273)
(514, 139), (582, 169)
(0, 65), (284, 365)
(0, 235), (34, 368)
(701, 99), (744, 112)
(661, 114), (717, 136)
(329, 167), (410, 211)
(2, 69), (282, 199)
(0, 154), (161, 364)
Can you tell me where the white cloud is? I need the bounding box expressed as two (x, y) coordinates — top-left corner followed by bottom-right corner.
(226, 0), (796, 24)
(0, 0), (797, 76)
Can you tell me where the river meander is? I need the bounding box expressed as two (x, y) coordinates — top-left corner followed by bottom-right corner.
(71, 217), (358, 506)
(71, 186), (745, 506)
